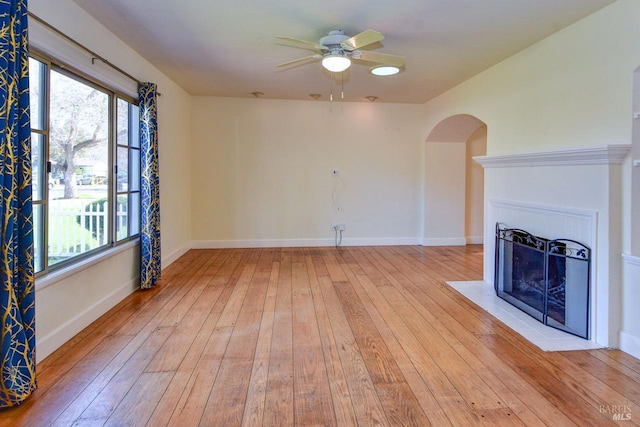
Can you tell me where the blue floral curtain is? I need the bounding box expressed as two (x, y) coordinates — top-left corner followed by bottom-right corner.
(0, 0), (37, 407)
(139, 83), (161, 289)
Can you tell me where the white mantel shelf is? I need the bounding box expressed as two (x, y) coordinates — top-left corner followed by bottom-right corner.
(473, 144), (631, 168)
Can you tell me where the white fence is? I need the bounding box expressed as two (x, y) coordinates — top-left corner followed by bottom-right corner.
(49, 200), (127, 258)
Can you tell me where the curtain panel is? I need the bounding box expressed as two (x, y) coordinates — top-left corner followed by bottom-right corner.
(0, 0), (37, 407)
(139, 83), (161, 289)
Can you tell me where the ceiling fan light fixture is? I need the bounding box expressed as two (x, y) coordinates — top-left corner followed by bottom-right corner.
(322, 54), (351, 73)
(370, 65), (400, 76)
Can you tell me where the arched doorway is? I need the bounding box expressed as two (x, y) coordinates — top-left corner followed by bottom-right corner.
(423, 114), (487, 246)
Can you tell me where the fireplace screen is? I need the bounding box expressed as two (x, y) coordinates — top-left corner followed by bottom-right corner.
(494, 223), (590, 339)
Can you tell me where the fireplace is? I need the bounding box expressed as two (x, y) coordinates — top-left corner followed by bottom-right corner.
(494, 223), (591, 339)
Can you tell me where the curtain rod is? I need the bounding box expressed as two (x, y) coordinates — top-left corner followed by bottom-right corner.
(28, 11), (154, 91)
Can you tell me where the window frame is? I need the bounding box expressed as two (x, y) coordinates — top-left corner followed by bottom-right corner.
(30, 49), (141, 277)
(29, 53), (49, 274)
(115, 96), (142, 243)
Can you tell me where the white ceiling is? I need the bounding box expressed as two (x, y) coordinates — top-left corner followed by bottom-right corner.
(73, 0), (615, 104)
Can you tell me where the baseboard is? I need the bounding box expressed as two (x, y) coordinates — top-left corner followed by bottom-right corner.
(422, 237), (467, 246)
(193, 237), (421, 249)
(466, 236), (484, 245)
(36, 277), (138, 363)
(619, 331), (640, 360)
(162, 242), (192, 269)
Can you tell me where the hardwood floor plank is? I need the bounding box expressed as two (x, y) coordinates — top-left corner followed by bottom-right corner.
(263, 249), (295, 427)
(145, 277), (238, 425)
(332, 249), (480, 426)
(291, 258), (337, 426)
(73, 325), (175, 424)
(242, 249), (280, 427)
(332, 279), (403, 384)
(4, 245), (638, 426)
(540, 351), (640, 422)
(306, 252), (359, 427)
(144, 274), (219, 372)
(103, 371), (174, 426)
(593, 348), (640, 377)
(478, 334), (621, 426)
(317, 274), (388, 426)
(167, 324), (233, 425)
(166, 249), (252, 425)
(559, 350), (640, 400)
(336, 251), (449, 427)
(200, 260), (265, 426)
(375, 382), (434, 427)
(359, 248), (513, 409)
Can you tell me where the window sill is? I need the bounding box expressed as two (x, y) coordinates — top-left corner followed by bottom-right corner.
(36, 240), (139, 291)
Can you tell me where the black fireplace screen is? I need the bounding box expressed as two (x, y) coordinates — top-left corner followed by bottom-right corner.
(494, 223), (591, 339)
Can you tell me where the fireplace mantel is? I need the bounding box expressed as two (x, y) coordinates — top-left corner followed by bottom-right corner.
(473, 144), (631, 168)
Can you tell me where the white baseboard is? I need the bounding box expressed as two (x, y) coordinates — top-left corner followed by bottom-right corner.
(619, 331), (640, 360)
(466, 236), (484, 245)
(36, 278), (138, 363)
(422, 237), (467, 246)
(162, 242), (192, 269)
(193, 237), (420, 249)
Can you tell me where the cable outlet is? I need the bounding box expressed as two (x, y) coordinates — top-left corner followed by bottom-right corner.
(332, 224), (345, 231)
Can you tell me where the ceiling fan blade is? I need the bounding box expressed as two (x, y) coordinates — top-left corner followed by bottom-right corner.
(341, 29), (384, 51)
(277, 54), (322, 67)
(356, 51), (405, 67)
(276, 36), (326, 51)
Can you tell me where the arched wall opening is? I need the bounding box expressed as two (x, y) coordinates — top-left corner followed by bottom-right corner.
(423, 114), (487, 246)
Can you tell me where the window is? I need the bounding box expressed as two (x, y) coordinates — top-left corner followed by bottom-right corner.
(116, 98), (141, 241)
(29, 55), (141, 275)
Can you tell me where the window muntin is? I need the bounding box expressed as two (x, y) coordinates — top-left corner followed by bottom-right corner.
(29, 55), (141, 275)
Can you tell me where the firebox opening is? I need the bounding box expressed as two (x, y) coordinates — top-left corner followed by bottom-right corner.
(495, 223), (591, 339)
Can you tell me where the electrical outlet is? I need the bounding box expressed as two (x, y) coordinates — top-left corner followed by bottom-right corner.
(332, 224), (345, 231)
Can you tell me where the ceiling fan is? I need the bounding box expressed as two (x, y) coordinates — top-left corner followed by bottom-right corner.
(276, 29), (405, 75)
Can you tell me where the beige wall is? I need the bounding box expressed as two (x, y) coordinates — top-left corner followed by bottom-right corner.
(423, 141), (466, 245)
(423, 1), (638, 154)
(466, 126), (486, 242)
(190, 97), (425, 246)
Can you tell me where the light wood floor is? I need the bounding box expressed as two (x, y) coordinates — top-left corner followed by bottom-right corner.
(1, 245), (639, 426)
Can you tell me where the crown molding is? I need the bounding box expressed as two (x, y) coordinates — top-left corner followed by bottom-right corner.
(473, 144), (631, 168)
